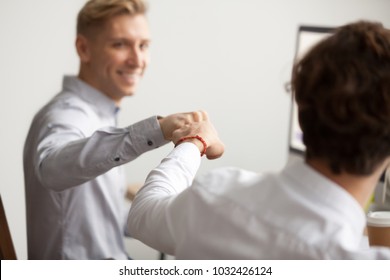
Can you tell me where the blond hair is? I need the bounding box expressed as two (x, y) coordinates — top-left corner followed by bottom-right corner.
(77, 0), (148, 36)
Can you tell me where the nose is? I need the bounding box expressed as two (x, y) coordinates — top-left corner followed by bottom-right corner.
(126, 47), (144, 68)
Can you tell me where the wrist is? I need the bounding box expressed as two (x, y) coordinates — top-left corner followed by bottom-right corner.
(175, 135), (207, 156)
(157, 116), (169, 140)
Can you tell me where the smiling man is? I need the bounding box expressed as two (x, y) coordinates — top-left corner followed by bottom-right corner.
(76, 4), (150, 103)
(23, 0), (204, 260)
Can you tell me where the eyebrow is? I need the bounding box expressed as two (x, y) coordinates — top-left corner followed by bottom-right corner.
(107, 36), (150, 42)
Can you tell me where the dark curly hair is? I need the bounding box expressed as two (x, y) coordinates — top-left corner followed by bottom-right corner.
(291, 21), (390, 175)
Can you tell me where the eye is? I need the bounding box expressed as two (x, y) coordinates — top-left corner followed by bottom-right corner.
(139, 42), (149, 51)
(112, 41), (125, 48)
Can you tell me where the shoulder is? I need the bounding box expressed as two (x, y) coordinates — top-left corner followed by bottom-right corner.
(30, 91), (97, 135)
(45, 90), (96, 119)
(193, 167), (262, 195)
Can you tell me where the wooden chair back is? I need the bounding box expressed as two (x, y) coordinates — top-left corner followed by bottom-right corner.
(0, 194), (17, 259)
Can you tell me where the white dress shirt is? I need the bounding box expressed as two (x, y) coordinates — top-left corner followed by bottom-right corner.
(24, 76), (168, 259)
(128, 143), (390, 259)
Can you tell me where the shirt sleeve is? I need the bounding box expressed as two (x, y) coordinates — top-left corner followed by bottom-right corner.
(37, 116), (168, 191)
(126, 143), (201, 255)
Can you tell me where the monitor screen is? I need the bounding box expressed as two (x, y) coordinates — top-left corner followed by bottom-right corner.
(288, 25), (334, 154)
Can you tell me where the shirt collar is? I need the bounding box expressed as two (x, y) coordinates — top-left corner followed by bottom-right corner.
(62, 75), (119, 118)
(282, 160), (367, 233)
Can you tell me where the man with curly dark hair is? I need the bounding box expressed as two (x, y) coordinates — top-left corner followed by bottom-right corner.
(127, 21), (390, 259)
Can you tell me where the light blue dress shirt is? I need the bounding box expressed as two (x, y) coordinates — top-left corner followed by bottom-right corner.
(24, 76), (168, 259)
(128, 143), (390, 259)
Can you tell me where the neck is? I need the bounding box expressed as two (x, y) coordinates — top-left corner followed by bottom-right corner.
(78, 68), (122, 106)
(306, 158), (387, 208)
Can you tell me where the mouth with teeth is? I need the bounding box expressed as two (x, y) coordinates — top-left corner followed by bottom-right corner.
(117, 70), (142, 85)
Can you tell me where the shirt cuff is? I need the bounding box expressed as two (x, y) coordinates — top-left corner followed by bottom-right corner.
(126, 116), (169, 154)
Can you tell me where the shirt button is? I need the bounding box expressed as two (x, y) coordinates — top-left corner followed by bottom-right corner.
(147, 140), (153, 146)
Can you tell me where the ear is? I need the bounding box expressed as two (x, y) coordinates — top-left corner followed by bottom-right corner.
(75, 34), (91, 63)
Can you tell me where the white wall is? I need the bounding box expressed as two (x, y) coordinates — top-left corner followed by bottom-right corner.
(1, 0), (389, 259)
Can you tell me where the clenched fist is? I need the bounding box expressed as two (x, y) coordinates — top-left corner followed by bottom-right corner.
(172, 111), (224, 159)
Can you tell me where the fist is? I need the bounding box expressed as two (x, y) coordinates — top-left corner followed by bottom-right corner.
(158, 111), (207, 141)
(172, 112), (224, 160)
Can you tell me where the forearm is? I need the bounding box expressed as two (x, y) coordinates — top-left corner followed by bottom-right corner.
(38, 117), (168, 191)
(127, 143), (201, 254)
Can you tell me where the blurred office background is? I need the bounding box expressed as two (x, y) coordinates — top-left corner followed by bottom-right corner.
(1, 0), (389, 259)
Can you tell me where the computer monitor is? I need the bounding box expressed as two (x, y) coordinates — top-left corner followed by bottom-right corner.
(288, 25), (334, 155)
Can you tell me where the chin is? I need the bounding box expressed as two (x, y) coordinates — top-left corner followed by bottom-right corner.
(118, 87), (136, 97)
(124, 91), (136, 97)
